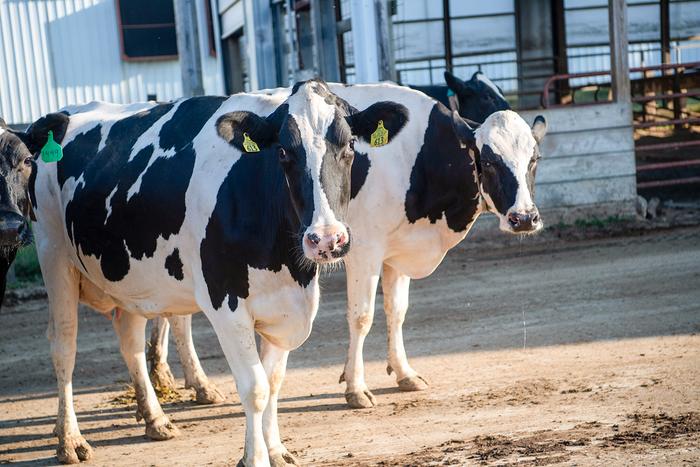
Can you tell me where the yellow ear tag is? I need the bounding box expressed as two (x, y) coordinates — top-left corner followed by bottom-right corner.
(370, 120), (389, 148)
(242, 133), (260, 153)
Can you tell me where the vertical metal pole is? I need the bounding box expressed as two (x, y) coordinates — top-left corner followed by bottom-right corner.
(552, 0), (569, 104)
(608, 0), (630, 104)
(375, 0), (395, 81)
(174, 0), (205, 97)
(350, 0), (379, 82)
(310, 0), (341, 81)
(660, 0), (670, 66)
(442, 0), (452, 73)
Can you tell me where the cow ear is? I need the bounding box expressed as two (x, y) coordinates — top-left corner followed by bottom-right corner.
(216, 111), (279, 152)
(347, 101), (409, 146)
(531, 115), (547, 143)
(445, 71), (473, 96)
(24, 112), (70, 154)
(451, 110), (477, 145)
(0, 117), (6, 129)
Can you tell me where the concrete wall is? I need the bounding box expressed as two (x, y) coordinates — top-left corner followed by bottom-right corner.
(519, 101), (638, 223)
(0, 0), (222, 125)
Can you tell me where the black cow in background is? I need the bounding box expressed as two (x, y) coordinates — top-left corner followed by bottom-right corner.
(411, 70), (511, 124)
(0, 117), (58, 309)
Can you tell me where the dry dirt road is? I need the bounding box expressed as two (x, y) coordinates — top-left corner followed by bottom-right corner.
(1, 225), (699, 466)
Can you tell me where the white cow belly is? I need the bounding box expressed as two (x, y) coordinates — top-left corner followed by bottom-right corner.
(384, 217), (471, 279)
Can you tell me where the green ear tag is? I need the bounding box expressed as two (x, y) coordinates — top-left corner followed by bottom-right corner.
(40, 131), (63, 163)
(242, 133), (260, 153)
(370, 120), (389, 148)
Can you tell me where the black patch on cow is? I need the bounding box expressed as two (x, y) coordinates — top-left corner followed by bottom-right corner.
(58, 96), (225, 281)
(404, 104), (480, 232)
(200, 145), (316, 312)
(165, 248), (184, 280)
(319, 117), (353, 220)
(350, 151), (369, 200)
(479, 144), (518, 216)
(346, 101), (409, 146)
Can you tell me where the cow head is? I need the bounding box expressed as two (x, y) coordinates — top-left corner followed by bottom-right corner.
(217, 79), (408, 265)
(0, 114), (67, 247)
(445, 71), (511, 124)
(453, 110), (547, 234)
(0, 113), (68, 309)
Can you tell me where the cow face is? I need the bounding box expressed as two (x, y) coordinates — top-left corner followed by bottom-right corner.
(0, 114), (69, 247)
(453, 110), (547, 234)
(445, 71), (511, 124)
(217, 79), (408, 264)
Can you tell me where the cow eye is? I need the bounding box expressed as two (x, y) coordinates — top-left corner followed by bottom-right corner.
(483, 161), (492, 168)
(23, 157), (32, 168)
(349, 138), (356, 151)
(278, 147), (289, 164)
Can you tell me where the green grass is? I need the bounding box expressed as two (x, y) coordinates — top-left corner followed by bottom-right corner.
(573, 215), (625, 229)
(10, 244), (43, 287)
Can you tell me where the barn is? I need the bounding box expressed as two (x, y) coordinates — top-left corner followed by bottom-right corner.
(1, 0), (699, 222)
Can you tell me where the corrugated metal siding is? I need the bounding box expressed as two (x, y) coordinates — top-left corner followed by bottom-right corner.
(0, 0), (221, 125)
(519, 102), (637, 214)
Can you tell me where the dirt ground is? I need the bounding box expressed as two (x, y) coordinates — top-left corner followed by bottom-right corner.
(1, 225), (699, 466)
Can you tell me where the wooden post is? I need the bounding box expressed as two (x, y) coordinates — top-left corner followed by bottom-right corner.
(310, 0), (341, 81)
(374, 0), (395, 81)
(608, 0), (630, 104)
(174, 0), (205, 97)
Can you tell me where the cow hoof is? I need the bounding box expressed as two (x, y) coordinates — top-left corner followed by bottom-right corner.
(150, 362), (176, 392)
(195, 384), (225, 405)
(270, 450), (300, 467)
(397, 374), (429, 392)
(56, 435), (93, 464)
(345, 389), (376, 409)
(145, 416), (180, 440)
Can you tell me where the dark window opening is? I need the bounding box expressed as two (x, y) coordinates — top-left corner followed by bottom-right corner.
(116, 0), (178, 61)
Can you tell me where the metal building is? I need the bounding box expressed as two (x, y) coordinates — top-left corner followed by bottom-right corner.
(0, 0), (224, 126)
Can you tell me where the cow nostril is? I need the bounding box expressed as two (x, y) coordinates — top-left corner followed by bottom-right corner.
(507, 213), (520, 227)
(306, 232), (321, 246)
(531, 213), (540, 224)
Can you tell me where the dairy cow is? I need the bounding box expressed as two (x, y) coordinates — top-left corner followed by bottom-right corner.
(151, 81), (547, 411)
(412, 70), (511, 123)
(0, 119), (35, 309)
(23, 79), (408, 465)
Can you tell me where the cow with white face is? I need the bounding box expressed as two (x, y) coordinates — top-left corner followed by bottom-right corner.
(23, 79), (408, 465)
(150, 82), (547, 411)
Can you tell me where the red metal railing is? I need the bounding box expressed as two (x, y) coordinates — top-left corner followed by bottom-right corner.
(541, 62), (700, 189)
(541, 61), (700, 108)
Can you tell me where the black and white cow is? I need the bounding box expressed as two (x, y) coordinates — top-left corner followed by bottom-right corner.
(22, 79), (408, 465)
(149, 81), (547, 410)
(0, 118), (37, 309)
(412, 71), (511, 124)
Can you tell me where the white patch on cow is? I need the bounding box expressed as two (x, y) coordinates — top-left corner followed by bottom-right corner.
(288, 85), (340, 229)
(475, 72), (506, 100)
(476, 110), (537, 221)
(104, 185), (118, 224)
(124, 100), (184, 201)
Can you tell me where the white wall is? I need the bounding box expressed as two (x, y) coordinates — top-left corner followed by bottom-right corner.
(0, 0), (222, 125)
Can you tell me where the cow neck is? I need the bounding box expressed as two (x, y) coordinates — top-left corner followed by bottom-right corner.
(469, 145), (489, 214)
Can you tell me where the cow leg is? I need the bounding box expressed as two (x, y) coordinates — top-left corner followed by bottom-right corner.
(205, 307), (270, 467)
(147, 317), (176, 392)
(260, 339), (297, 467)
(112, 310), (180, 441)
(341, 258), (382, 408)
(169, 314), (225, 404)
(382, 263), (428, 392)
(45, 262), (93, 464)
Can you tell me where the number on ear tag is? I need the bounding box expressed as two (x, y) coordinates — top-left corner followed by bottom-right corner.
(370, 120), (389, 148)
(242, 133), (260, 153)
(40, 131), (63, 163)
